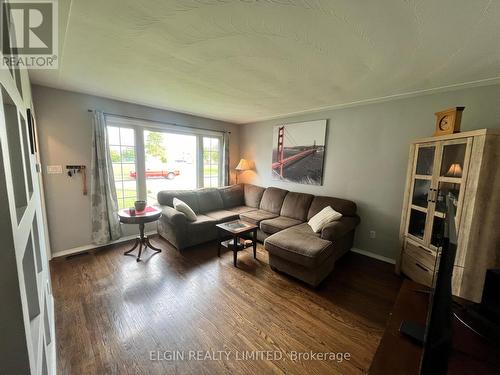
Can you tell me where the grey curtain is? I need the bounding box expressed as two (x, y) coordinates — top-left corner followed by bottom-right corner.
(90, 110), (122, 244)
(222, 131), (230, 186)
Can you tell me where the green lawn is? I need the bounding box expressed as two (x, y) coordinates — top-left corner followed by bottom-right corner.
(203, 165), (218, 177)
(116, 187), (137, 209)
(121, 197), (137, 209)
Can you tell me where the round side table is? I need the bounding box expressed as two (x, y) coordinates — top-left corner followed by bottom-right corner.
(118, 206), (162, 261)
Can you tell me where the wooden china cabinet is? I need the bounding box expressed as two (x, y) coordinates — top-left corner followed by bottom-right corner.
(397, 129), (500, 303)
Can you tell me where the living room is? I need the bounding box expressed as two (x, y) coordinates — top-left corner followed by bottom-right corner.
(1, 1), (499, 374)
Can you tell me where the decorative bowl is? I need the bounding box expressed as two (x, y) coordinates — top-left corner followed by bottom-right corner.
(134, 200), (147, 212)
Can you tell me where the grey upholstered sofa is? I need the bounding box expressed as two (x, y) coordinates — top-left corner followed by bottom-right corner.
(157, 184), (360, 286)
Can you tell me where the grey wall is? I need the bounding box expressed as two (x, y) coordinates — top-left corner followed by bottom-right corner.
(32, 85), (240, 255)
(238, 84), (500, 260)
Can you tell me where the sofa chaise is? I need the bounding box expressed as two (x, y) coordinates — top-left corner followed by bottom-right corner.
(157, 184), (360, 286)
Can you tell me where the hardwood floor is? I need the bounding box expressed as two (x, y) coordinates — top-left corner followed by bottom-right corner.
(50, 237), (402, 375)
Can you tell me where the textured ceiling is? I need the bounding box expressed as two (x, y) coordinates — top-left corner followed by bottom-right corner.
(30, 0), (500, 124)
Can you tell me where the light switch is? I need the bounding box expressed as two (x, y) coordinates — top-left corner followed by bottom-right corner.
(47, 165), (62, 174)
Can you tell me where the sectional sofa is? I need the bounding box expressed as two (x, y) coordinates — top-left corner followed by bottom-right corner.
(157, 184), (360, 286)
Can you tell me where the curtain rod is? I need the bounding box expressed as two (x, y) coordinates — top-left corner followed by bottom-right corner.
(87, 109), (231, 134)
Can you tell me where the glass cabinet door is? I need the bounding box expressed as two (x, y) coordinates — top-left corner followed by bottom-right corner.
(411, 179), (431, 209)
(408, 208), (427, 240)
(407, 144), (437, 243)
(406, 138), (470, 250)
(415, 145), (435, 176)
(429, 139), (471, 248)
(435, 182), (460, 215)
(439, 143), (466, 178)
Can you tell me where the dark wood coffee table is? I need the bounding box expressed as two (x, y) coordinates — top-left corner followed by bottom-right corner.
(216, 220), (258, 267)
(118, 206), (162, 261)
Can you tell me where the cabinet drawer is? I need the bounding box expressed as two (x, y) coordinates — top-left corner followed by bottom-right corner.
(401, 253), (433, 287)
(404, 240), (437, 270)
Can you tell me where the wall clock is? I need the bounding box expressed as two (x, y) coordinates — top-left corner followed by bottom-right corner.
(434, 107), (464, 136)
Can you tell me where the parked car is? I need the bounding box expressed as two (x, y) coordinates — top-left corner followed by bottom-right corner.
(129, 169), (180, 180)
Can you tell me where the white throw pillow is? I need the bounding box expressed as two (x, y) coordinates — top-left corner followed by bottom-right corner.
(308, 206), (342, 233)
(173, 198), (197, 221)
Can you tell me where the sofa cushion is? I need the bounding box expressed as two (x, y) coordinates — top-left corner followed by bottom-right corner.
(228, 205), (257, 214)
(280, 192), (314, 221)
(259, 187), (288, 214)
(308, 206), (342, 233)
(205, 209), (240, 223)
(264, 228), (333, 268)
(307, 196), (357, 219)
(197, 188), (224, 213)
(173, 197), (197, 221)
(244, 184), (266, 208)
(260, 216), (303, 235)
(219, 184), (244, 208)
(157, 190), (200, 213)
(186, 214), (217, 239)
(240, 209), (278, 225)
(286, 222), (320, 237)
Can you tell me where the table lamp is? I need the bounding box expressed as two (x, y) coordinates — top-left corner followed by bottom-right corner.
(446, 163), (462, 178)
(235, 159), (252, 184)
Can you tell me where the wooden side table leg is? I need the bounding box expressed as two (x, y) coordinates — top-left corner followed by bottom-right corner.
(217, 228), (221, 257)
(139, 222), (145, 240)
(145, 237), (161, 252)
(233, 236), (238, 267)
(136, 242), (143, 262)
(124, 237), (140, 255)
(253, 229), (257, 259)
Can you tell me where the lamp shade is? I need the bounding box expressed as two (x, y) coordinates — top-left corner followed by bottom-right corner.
(446, 163), (462, 177)
(235, 159), (252, 171)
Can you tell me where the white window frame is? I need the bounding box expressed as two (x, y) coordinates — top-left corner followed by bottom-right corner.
(105, 115), (224, 201)
(201, 136), (223, 188)
(107, 125), (138, 209)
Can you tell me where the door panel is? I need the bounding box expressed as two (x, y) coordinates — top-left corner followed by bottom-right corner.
(1, 69), (55, 374)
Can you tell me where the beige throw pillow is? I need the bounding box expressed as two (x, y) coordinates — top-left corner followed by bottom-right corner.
(308, 206), (342, 233)
(173, 197), (197, 221)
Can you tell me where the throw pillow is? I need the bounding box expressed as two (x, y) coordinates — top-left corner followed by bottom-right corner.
(308, 206), (342, 233)
(173, 197), (197, 221)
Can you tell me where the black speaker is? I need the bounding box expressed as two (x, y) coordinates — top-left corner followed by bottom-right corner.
(480, 269), (500, 323)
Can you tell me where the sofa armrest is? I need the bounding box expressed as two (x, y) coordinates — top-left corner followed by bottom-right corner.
(321, 216), (360, 241)
(161, 206), (187, 226)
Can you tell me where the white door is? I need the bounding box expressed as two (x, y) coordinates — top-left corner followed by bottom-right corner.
(1, 67), (55, 374)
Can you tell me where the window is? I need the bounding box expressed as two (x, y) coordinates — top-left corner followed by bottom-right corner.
(144, 130), (197, 204)
(203, 137), (221, 188)
(107, 126), (137, 209)
(106, 116), (224, 208)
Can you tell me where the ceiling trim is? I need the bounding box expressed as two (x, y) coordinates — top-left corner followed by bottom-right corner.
(241, 76), (500, 125)
(32, 76), (500, 126)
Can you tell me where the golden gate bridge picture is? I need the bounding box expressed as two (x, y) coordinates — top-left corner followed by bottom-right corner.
(271, 120), (327, 185)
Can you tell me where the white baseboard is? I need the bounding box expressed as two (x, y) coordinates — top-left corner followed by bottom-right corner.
(52, 237), (396, 265)
(351, 247), (396, 265)
(51, 231), (157, 259)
